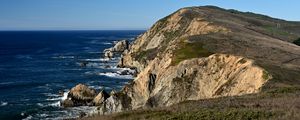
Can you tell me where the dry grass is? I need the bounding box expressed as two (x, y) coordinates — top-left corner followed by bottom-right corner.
(80, 86), (300, 120)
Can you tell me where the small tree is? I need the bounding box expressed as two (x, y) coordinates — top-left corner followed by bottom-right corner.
(293, 38), (300, 46)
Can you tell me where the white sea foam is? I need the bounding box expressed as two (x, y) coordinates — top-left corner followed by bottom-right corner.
(51, 56), (75, 59)
(43, 93), (60, 97)
(0, 101), (8, 106)
(0, 82), (14, 85)
(37, 103), (44, 107)
(62, 91), (69, 101)
(44, 91), (69, 107)
(37, 113), (48, 118)
(98, 72), (133, 79)
(89, 85), (104, 90)
(81, 58), (117, 62)
(101, 42), (112, 45)
(46, 98), (62, 101)
(116, 68), (136, 74)
(22, 115), (32, 120)
(84, 71), (96, 75)
(49, 101), (61, 107)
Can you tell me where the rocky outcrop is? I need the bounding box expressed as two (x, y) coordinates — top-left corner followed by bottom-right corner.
(93, 90), (110, 106)
(61, 84), (97, 107)
(68, 6), (300, 117)
(103, 40), (129, 59)
(95, 92), (131, 115)
(130, 54), (270, 108)
(113, 40), (129, 52)
(104, 50), (114, 59)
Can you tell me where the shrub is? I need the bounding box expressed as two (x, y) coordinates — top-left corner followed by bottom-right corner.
(171, 40), (213, 65)
(293, 38), (300, 46)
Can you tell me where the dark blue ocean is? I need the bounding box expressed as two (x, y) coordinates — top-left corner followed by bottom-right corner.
(0, 30), (144, 120)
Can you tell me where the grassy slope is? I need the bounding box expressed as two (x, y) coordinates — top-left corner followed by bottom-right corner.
(82, 87), (300, 120)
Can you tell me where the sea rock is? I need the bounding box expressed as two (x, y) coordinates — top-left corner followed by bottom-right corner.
(79, 61), (88, 67)
(93, 90), (110, 106)
(104, 50), (114, 59)
(61, 99), (74, 107)
(103, 40), (129, 59)
(62, 84), (97, 107)
(112, 40), (129, 52)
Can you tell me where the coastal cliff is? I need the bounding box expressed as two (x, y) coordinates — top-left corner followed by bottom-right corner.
(67, 6), (300, 119)
(92, 6), (300, 114)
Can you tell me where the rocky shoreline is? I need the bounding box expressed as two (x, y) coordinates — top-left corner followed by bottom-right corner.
(60, 39), (135, 118)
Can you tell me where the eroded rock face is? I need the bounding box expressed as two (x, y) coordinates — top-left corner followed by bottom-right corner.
(95, 92), (132, 115)
(113, 40), (129, 52)
(62, 84), (97, 107)
(93, 90), (110, 106)
(94, 54), (271, 114)
(145, 54), (270, 107)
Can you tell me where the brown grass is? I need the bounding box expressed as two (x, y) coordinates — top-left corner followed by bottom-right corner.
(80, 86), (300, 120)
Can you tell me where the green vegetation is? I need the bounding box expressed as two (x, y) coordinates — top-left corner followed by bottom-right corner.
(263, 26), (290, 36)
(266, 87), (300, 94)
(262, 70), (270, 80)
(293, 38), (300, 46)
(134, 48), (158, 62)
(171, 40), (213, 65)
(238, 58), (247, 64)
(167, 108), (275, 120)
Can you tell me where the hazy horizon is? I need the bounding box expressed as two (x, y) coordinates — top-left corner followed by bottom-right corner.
(1, 0), (300, 30)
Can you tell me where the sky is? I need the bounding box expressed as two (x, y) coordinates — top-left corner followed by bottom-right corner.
(0, 0), (299, 30)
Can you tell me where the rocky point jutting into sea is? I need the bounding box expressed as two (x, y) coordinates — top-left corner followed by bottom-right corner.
(62, 6), (300, 119)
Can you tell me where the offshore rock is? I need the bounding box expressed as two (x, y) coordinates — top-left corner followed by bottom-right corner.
(62, 84), (97, 107)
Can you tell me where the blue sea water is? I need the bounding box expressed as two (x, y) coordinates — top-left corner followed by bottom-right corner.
(0, 30), (145, 120)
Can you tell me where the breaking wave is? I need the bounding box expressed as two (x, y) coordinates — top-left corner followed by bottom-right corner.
(98, 72), (134, 79)
(0, 101), (8, 106)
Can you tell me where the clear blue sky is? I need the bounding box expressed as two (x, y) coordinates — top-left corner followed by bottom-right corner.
(0, 0), (299, 30)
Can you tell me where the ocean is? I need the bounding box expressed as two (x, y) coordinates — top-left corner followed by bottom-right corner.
(0, 30), (145, 120)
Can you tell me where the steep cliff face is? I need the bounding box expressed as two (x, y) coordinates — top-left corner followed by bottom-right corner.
(124, 54), (270, 109)
(97, 6), (300, 114)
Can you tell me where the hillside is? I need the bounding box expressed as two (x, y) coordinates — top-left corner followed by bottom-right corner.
(79, 6), (300, 119)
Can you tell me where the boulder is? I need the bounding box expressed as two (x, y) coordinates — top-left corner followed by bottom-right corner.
(62, 84), (97, 107)
(61, 99), (74, 107)
(93, 90), (110, 106)
(69, 84), (97, 100)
